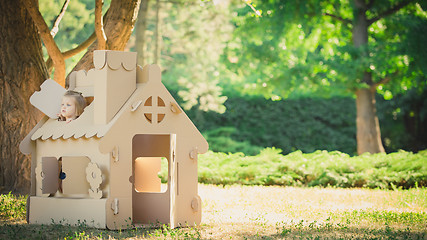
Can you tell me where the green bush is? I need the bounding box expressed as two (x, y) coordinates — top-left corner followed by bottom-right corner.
(202, 127), (262, 155)
(169, 86), (426, 156)
(187, 95), (357, 155)
(198, 148), (427, 189)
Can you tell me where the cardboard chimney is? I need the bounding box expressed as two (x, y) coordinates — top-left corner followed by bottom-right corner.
(20, 50), (208, 229)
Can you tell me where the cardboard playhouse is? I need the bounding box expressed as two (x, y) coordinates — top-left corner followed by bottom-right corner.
(20, 50), (208, 229)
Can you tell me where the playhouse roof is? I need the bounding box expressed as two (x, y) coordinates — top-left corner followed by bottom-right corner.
(29, 76), (189, 141)
(30, 99), (113, 140)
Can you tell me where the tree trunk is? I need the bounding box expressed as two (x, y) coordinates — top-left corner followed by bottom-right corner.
(70, 0), (141, 78)
(356, 87), (385, 154)
(0, 0), (48, 193)
(353, 0), (385, 155)
(136, 0), (150, 66)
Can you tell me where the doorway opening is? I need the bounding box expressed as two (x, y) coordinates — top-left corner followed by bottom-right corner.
(132, 134), (175, 224)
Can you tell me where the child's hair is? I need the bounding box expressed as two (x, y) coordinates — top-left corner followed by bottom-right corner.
(58, 90), (86, 121)
(64, 90), (86, 116)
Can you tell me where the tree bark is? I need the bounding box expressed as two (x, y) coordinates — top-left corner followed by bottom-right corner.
(356, 86), (385, 154)
(70, 0), (141, 78)
(0, 0), (48, 193)
(353, 0), (385, 154)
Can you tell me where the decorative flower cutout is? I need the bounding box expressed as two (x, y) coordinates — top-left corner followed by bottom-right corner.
(86, 162), (103, 196)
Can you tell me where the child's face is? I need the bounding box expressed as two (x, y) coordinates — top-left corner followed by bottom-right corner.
(61, 96), (77, 121)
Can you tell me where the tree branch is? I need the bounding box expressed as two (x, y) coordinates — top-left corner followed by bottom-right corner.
(64, 33), (97, 59)
(95, 0), (108, 50)
(46, 32), (97, 73)
(50, 0), (71, 38)
(69, 0), (140, 76)
(46, 6), (111, 73)
(323, 12), (352, 25)
(245, 1), (261, 17)
(368, 0), (413, 26)
(25, 0), (66, 86)
(63, 32), (97, 59)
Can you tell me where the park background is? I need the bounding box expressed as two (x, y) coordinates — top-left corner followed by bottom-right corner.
(0, 0), (426, 239)
(0, 0), (425, 192)
(38, 0), (426, 156)
(7, 0), (423, 191)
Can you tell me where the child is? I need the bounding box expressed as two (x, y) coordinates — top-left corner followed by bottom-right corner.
(57, 90), (86, 123)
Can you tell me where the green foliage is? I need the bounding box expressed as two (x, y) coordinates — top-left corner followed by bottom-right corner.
(373, 5), (427, 97)
(198, 148), (427, 189)
(222, 0), (427, 101)
(39, 0), (110, 74)
(186, 93), (357, 155)
(36, 1), (425, 154)
(377, 87), (427, 152)
(0, 192), (26, 220)
(222, 0), (355, 98)
(141, 0), (233, 113)
(203, 127), (263, 155)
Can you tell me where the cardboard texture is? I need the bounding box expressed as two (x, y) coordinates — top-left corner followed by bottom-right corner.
(30, 79), (67, 119)
(21, 50), (208, 229)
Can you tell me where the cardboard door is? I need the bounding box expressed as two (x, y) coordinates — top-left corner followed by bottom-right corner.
(132, 134), (171, 224)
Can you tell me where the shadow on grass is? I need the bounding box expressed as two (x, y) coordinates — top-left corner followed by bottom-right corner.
(1, 220), (426, 240)
(0, 220), (203, 240)
(265, 226), (427, 240)
(202, 222), (427, 240)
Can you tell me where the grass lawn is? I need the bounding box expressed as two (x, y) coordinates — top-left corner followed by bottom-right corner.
(1, 184), (426, 239)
